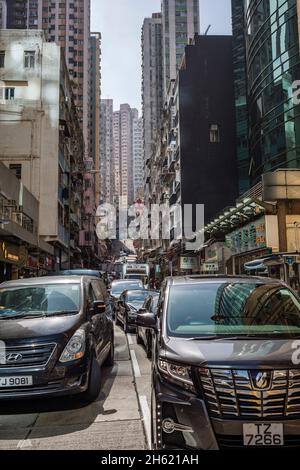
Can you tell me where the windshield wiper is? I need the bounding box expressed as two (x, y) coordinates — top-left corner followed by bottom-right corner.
(185, 334), (300, 341)
(0, 311), (48, 320)
(186, 336), (219, 340)
(48, 310), (79, 316)
(0, 309), (78, 319)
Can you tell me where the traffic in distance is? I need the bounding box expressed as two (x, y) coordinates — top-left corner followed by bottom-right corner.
(0, 261), (300, 449)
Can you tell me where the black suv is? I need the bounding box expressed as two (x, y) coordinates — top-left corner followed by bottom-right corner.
(136, 275), (300, 449)
(0, 276), (114, 403)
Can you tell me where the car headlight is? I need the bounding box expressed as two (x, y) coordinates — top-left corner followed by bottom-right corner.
(59, 328), (86, 363)
(158, 360), (195, 393)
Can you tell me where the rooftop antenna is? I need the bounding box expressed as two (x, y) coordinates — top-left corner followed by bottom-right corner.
(204, 24), (211, 35)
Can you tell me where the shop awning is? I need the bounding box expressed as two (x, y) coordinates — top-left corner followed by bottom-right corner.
(244, 259), (267, 271)
(244, 254), (284, 271)
(203, 198), (276, 238)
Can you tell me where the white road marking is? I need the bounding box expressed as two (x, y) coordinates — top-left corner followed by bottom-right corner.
(127, 334), (133, 345)
(130, 349), (141, 378)
(140, 395), (151, 449)
(17, 439), (32, 449)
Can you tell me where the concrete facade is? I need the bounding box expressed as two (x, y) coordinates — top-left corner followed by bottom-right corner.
(161, 0), (200, 96)
(100, 99), (114, 204)
(142, 13), (163, 196)
(113, 104), (139, 206)
(133, 116), (144, 201)
(0, 29), (84, 268)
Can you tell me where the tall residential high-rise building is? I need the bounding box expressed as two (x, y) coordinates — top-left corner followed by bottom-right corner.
(161, 0), (200, 96)
(113, 104), (139, 206)
(39, 0), (91, 149)
(133, 116), (144, 201)
(4, 0), (39, 29)
(89, 32), (102, 208)
(113, 110), (121, 206)
(142, 13), (163, 177)
(100, 99), (114, 204)
(231, 0), (250, 195)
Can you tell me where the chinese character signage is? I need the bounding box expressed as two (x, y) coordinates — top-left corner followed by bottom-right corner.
(225, 217), (267, 255)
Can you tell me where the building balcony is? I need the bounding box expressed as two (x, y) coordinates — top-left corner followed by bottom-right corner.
(70, 212), (80, 227)
(58, 223), (69, 248)
(59, 149), (70, 173)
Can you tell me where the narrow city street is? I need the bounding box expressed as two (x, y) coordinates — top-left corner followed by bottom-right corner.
(0, 326), (151, 450)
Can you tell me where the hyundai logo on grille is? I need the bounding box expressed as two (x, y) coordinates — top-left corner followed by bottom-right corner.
(250, 371), (272, 390)
(6, 353), (23, 363)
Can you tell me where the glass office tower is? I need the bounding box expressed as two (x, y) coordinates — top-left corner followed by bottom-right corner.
(245, 0), (300, 182)
(232, 0), (251, 194)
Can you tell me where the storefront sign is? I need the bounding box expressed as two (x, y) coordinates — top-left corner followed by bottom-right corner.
(27, 256), (38, 269)
(0, 241), (20, 264)
(225, 218), (267, 255)
(180, 256), (198, 271)
(202, 262), (219, 273)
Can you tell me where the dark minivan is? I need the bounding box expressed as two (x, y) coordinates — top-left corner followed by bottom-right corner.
(136, 275), (300, 450)
(0, 276), (114, 402)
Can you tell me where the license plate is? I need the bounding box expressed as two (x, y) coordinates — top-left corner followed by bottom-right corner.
(243, 423), (284, 446)
(0, 376), (33, 388)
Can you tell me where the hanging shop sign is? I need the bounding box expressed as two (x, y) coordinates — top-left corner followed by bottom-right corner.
(225, 217), (267, 255)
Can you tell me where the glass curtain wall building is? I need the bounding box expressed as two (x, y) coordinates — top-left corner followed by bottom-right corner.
(232, 0), (251, 194)
(245, 0), (300, 182)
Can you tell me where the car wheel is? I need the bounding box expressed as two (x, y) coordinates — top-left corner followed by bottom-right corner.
(136, 327), (143, 345)
(80, 356), (101, 403)
(103, 334), (114, 367)
(146, 333), (152, 359)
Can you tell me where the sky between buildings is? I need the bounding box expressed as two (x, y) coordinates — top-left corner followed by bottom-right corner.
(91, 0), (232, 113)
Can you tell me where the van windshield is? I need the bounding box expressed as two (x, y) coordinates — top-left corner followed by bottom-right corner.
(166, 282), (300, 338)
(111, 281), (143, 295)
(0, 284), (81, 318)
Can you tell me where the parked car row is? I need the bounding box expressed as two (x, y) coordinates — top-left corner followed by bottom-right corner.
(0, 274), (114, 403)
(134, 275), (300, 450)
(2, 271), (300, 450)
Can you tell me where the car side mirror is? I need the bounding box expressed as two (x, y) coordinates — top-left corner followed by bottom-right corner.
(92, 300), (106, 315)
(136, 312), (157, 330)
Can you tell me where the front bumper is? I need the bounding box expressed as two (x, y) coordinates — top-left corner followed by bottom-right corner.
(0, 360), (90, 400)
(154, 375), (300, 450)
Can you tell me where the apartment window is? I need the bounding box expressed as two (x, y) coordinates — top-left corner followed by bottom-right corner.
(24, 51), (35, 69)
(85, 179), (92, 189)
(209, 124), (220, 143)
(85, 231), (91, 242)
(0, 87), (15, 100)
(0, 51), (5, 68)
(9, 164), (22, 180)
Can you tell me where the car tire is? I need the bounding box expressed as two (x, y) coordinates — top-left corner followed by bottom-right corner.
(103, 335), (114, 367)
(80, 356), (101, 403)
(136, 328), (143, 345)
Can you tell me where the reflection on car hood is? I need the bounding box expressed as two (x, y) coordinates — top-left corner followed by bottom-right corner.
(0, 314), (81, 341)
(163, 336), (299, 369)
